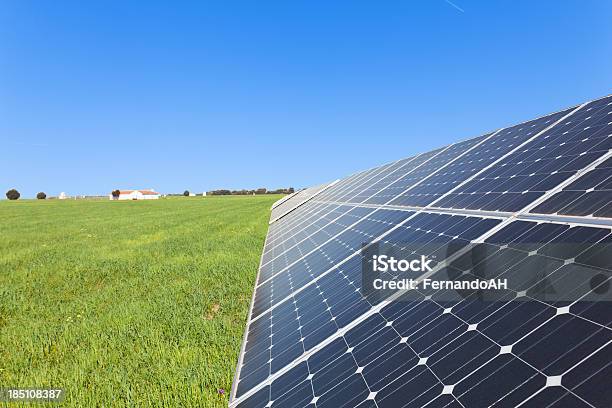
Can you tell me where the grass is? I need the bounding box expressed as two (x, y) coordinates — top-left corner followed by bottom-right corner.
(0, 195), (278, 407)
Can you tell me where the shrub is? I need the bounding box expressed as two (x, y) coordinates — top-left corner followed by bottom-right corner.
(183, 190), (190, 196)
(6, 189), (20, 200)
(111, 189), (121, 198)
(36, 192), (47, 200)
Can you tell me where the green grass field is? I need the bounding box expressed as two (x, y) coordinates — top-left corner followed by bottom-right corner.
(0, 195), (278, 407)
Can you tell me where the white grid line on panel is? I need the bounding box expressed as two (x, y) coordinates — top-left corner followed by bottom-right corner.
(230, 160), (428, 402)
(256, 210), (420, 317)
(321, 159), (410, 203)
(252, 243), (609, 408)
(385, 103), (586, 212)
(257, 130), (500, 288)
(311, 200), (511, 219)
(429, 302), (603, 407)
(263, 160), (412, 255)
(257, 101), (574, 297)
(230, 204), (612, 407)
(271, 190), (299, 210)
(310, 200), (612, 230)
(232, 143), (611, 406)
(271, 180), (338, 223)
(261, 135), (506, 276)
(262, 158), (420, 264)
(270, 189), (312, 219)
(515, 148), (612, 220)
(236, 125), (562, 394)
(351, 129), (501, 204)
(271, 157), (407, 227)
(561, 339), (612, 390)
(231, 98), (606, 405)
(260, 178), (431, 283)
(268, 204), (354, 252)
(269, 179), (340, 224)
(266, 203), (327, 247)
(229, 212), (517, 406)
(263, 131), (492, 270)
(264, 203), (344, 257)
(385, 301), (559, 408)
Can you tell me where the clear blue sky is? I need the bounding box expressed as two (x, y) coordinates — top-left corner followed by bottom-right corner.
(1, 1), (611, 198)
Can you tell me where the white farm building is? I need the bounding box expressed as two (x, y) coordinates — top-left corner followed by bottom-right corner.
(110, 189), (161, 200)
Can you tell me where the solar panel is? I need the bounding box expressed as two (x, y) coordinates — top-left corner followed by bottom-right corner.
(271, 191), (299, 210)
(270, 181), (339, 223)
(531, 156), (612, 217)
(432, 99), (611, 212)
(231, 94), (612, 408)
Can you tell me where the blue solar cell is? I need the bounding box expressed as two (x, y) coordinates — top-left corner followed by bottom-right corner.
(317, 161), (402, 203)
(435, 97), (611, 212)
(363, 141), (482, 205)
(387, 109), (574, 208)
(235, 218), (612, 406)
(532, 156), (612, 217)
(235, 213), (500, 398)
(271, 183), (333, 221)
(344, 157), (422, 203)
(231, 95), (612, 408)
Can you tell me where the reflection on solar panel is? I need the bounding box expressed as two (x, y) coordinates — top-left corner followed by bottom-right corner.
(270, 181), (339, 223)
(231, 94), (612, 408)
(271, 191), (299, 210)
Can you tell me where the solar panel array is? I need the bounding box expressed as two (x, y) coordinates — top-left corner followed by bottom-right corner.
(271, 191), (300, 210)
(231, 94), (612, 408)
(270, 181), (339, 223)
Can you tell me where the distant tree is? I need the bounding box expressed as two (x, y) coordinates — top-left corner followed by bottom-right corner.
(36, 192), (47, 200)
(6, 189), (20, 200)
(111, 189), (121, 198)
(183, 190), (190, 196)
(209, 189), (231, 196)
(209, 188), (293, 196)
(268, 188), (294, 194)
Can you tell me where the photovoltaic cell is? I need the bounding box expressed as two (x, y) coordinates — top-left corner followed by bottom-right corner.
(231, 94), (612, 408)
(260, 205), (357, 281)
(338, 158), (420, 204)
(434, 97), (612, 212)
(271, 181), (337, 222)
(252, 208), (415, 319)
(316, 161), (402, 203)
(264, 204), (361, 254)
(387, 117), (570, 207)
(237, 212), (501, 399)
(237, 220), (612, 407)
(531, 156), (612, 217)
(271, 191), (298, 210)
(363, 136), (489, 205)
(264, 203), (336, 254)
